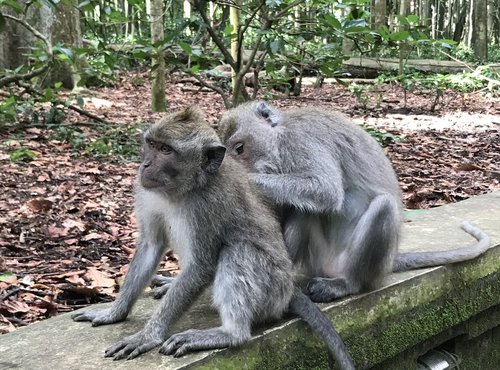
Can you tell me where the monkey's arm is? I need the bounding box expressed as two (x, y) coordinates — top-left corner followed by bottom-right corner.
(72, 208), (168, 326)
(251, 172), (344, 213)
(105, 260), (214, 360)
(71, 239), (166, 325)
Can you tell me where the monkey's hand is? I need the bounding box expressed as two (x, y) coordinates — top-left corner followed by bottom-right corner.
(105, 329), (163, 360)
(71, 308), (127, 326)
(151, 275), (176, 299)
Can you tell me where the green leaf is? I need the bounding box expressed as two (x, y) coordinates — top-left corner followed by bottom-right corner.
(0, 272), (15, 282)
(389, 31), (410, 41)
(2, 0), (23, 13)
(266, 0), (282, 8)
(324, 14), (341, 29)
(407, 15), (420, 24)
(10, 148), (37, 161)
(179, 41), (192, 55)
(269, 40), (282, 55)
(223, 24), (234, 37)
(77, 95), (84, 109)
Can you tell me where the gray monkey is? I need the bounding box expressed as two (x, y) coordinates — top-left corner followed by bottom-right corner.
(71, 107), (355, 369)
(218, 101), (491, 303)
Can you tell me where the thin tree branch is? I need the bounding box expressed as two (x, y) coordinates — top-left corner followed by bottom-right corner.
(18, 82), (109, 124)
(240, 1), (265, 36)
(191, 0), (237, 70)
(271, 0), (306, 20)
(3, 14), (53, 55)
(183, 69), (231, 108)
(0, 65), (50, 88)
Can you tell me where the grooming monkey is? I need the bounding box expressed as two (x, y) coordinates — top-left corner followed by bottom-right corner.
(218, 101), (491, 303)
(71, 107), (355, 369)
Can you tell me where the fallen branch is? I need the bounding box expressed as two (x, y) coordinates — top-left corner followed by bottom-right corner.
(18, 82), (109, 124)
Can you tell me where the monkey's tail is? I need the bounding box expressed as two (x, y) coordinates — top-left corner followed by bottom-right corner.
(288, 288), (355, 370)
(392, 221), (491, 272)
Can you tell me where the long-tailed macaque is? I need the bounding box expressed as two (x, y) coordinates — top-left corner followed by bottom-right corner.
(218, 101), (490, 302)
(72, 107), (354, 369)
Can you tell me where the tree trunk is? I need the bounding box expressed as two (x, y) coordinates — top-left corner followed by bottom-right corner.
(0, 0), (82, 89)
(420, 0), (431, 28)
(230, 0), (244, 105)
(398, 0), (411, 75)
(372, 0), (387, 29)
(184, 0), (192, 36)
(469, 0), (488, 60)
(151, 0), (167, 112)
(452, 0), (466, 42)
(490, 0), (500, 44)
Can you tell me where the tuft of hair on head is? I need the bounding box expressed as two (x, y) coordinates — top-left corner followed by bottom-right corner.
(175, 106), (204, 123)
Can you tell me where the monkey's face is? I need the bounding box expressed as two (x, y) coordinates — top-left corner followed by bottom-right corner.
(219, 103), (281, 174)
(140, 108), (226, 196)
(140, 136), (183, 192)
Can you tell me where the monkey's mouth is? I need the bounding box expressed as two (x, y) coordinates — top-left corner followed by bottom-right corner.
(140, 175), (162, 189)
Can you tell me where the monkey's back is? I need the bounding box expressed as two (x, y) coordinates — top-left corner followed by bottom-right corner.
(281, 107), (402, 208)
(195, 157), (295, 320)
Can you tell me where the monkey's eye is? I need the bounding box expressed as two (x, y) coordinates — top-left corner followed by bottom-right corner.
(234, 143), (244, 155)
(146, 138), (155, 148)
(160, 144), (173, 154)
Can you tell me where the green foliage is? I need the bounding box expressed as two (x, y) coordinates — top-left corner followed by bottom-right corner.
(50, 123), (142, 160)
(0, 95), (17, 124)
(349, 83), (370, 108)
(0, 272), (15, 281)
(9, 147), (37, 161)
(361, 124), (402, 147)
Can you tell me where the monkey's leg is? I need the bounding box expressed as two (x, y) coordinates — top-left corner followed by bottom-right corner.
(307, 194), (399, 302)
(106, 262), (212, 360)
(151, 275), (176, 299)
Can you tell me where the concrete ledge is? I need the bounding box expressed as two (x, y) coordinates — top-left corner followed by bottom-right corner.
(1, 192), (499, 370)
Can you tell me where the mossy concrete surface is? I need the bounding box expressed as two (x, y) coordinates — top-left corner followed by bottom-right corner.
(1, 192), (499, 370)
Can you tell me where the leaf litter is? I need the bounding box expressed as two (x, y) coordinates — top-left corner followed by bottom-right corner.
(0, 73), (498, 333)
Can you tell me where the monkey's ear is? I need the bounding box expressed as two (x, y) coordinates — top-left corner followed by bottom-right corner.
(203, 144), (226, 173)
(255, 101), (280, 127)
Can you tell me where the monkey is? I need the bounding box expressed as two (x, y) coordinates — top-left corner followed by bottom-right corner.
(71, 107), (355, 369)
(218, 100), (491, 303)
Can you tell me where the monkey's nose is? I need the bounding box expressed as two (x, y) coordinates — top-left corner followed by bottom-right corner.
(143, 160), (152, 168)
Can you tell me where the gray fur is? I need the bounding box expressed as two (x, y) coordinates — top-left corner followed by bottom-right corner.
(219, 101), (491, 302)
(72, 108), (354, 369)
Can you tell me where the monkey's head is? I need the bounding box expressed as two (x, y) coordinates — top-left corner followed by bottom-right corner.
(218, 101), (281, 173)
(140, 107), (226, 195)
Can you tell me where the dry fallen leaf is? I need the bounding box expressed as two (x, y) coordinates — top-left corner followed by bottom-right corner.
(84, 267), (115, 288)
(82, 233), (102, 241)
(0, 300), (30, 314)
(0, 314), (16, 334)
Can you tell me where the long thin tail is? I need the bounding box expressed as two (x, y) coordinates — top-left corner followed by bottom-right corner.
(392, 221), (491, 272)
(288, 288), (355, 370)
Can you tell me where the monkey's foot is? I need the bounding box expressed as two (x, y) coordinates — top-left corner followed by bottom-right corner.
(71, 308), (126, 326)
(306, 277), (351, 302)
(160, 328), (238, 357)
(151, 275), (176, 299)
(105, 330), (163, 360)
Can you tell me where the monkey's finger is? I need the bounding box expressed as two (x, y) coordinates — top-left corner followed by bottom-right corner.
(160, 337), (185, 355)
(173, 345), (190, 358)
(71, 312), (93, 322)
(105, 342), (127, 357)
(126, 342), (160, 360)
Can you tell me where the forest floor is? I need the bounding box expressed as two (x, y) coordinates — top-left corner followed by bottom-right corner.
(1, 71), (499, 333)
